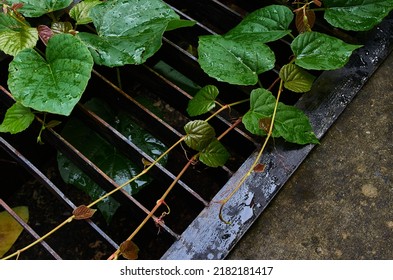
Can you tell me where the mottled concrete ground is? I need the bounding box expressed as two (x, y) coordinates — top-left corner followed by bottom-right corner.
(228, 52), (393, 260)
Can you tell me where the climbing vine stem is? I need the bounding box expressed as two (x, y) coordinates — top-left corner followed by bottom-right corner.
(218, 79), (284, 223)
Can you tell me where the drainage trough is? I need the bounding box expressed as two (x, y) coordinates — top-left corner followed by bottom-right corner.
(1, 0), (393, 260)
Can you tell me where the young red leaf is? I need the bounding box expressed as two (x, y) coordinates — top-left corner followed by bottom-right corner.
(37, 25), (54, 45)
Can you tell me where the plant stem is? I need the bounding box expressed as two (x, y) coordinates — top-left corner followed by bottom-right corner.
(218, 79), (284, 223)
(1, 86), (245, 259)
(88, 137), (185, 209)
(108, 114), (243, 259)
(205, 98), (249, 122)
(109, 155), (196, 260)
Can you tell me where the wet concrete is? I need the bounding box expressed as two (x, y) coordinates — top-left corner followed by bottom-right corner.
(228, 52), (393, 260)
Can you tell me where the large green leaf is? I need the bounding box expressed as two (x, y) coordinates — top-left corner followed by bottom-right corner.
(184, 120), (216, 151)
(0, 103), (35, 134)
(324, 0), (393, 31)
(198, 35), (275, 85)
(77, 0), (179, 66)
(291, 32), (362, 70)
(0, 13), (38, 56)
(57, 98), (168, 223)
(225, 5), (293, 43)
(0, 206), (29, 258)
(187, 85), (219, 117)
(242, 88), (319, 144)
(7, 0), (73, 17)
(8, 33), (93, 116)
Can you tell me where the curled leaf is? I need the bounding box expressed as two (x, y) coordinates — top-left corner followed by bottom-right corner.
(72, 205), (96, 220)
(119, 240), (139, 260)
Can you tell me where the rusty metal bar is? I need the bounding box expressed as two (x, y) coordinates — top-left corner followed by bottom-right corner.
(76, 103), (209, 207)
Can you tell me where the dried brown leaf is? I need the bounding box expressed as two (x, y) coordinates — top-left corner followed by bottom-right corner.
(119, 240), (139, 260)
(295, 9), (316, 33)
(73, 205), (96, 220)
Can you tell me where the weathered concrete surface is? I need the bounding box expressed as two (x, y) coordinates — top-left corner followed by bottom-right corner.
(228, 52), (393, 260)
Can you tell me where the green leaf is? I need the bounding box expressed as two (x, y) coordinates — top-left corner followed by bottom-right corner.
(0, 13), (38, 56)
(242, 88), (277, 136)
(274, 103), (319, 145)
(184, 120), (216, 151)
(0, 103), (35, 134)
(57, 98), (168, 223)
(198, 35), (275, 85)
(225, 5), (293, 43)
(51, 22), (74, 34)
(0, 206), (29, 258)
(291, 31), (362, 70)
(70, 0), (101, 25)
(7, 0), (73, 17)
(8, 33), (93, 116)
(199, 139), (230, 167)
(166, 19), (196, 32)
(77, 0), (179, 66)
(279, 64), (315, 93)
(324, 0), (393, 31)
(77, 32), (159, 66)
(187, 85), (219, 117)
(242, 88), (319, 144)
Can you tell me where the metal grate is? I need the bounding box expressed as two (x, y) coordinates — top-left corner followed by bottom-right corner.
(1, 0), (393, 260)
